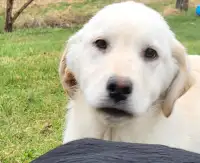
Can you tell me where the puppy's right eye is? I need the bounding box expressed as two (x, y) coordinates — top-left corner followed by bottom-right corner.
(94, 39), (108, 50)
(143, 47), (158, 60)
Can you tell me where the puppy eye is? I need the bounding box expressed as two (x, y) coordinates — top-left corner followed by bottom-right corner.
(94, 39), (108, 50)
(144, 48), (158, 60)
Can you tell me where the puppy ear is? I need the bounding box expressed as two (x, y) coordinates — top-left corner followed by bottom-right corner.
(59, 47), (77, 98)
(162, 39), (192, 117)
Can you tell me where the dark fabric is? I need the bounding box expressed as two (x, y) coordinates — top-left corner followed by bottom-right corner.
(32, 138), (200, 163)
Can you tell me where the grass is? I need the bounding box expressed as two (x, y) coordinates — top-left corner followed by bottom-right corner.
(166, 8), (200, 53)
(0, 28), (75, 163)
(0, 0), (200, 162)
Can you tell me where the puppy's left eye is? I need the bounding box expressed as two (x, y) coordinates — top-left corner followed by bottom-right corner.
(143, 48), (158, 60)
(94, 39), (108, 50)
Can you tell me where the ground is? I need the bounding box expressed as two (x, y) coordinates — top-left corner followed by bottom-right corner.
(0, 0), (200, 162)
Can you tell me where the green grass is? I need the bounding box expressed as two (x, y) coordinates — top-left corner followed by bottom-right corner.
(0, 14), (4, 33)
(0, 1), (200, 162)
(0, 28), (76, 163)
(166, 8), (200, 54)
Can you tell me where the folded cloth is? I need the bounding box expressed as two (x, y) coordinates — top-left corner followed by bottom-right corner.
(31, 138), (200, 163)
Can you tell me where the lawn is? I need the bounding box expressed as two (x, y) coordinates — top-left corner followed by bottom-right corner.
(0, 28), (74, 163)
(0, 0), (200, 162)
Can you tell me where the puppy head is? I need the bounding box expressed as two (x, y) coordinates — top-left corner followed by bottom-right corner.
(60, 1), (190, 119)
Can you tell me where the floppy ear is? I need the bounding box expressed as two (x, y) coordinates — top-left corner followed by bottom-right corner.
(59, 47), (77, 98)
(162, 39), (192, 117)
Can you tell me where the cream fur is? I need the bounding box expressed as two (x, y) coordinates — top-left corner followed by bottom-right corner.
(59, 1), (200, 154)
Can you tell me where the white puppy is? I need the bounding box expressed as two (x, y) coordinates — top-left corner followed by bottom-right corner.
(59, 1), (200, 153)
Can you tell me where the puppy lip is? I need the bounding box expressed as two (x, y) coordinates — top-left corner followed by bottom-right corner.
(98, 107), (133, 117)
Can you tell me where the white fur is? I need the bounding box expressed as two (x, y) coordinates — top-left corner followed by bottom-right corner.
(60, 1), (200, 154)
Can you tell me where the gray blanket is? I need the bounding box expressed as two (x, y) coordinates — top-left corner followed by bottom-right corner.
(32, 138), (200, 163)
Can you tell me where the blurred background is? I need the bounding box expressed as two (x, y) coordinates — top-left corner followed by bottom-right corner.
(0, 0), (200, 162)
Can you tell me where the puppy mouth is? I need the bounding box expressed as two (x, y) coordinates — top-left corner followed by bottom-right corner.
(98, 107), (133, 117)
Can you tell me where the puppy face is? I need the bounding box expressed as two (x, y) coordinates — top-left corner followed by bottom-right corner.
(63, 1), (188, 120)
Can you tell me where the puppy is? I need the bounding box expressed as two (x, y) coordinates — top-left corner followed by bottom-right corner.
(59, 1), (200, 154)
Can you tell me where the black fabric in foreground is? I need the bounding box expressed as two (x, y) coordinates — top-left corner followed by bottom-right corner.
(32, 138), (200, 163)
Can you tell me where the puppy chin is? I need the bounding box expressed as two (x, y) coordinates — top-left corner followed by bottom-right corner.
(97, 110), (133, 126)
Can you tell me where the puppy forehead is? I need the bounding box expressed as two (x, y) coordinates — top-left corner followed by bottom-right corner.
(84, 2), (170, 38)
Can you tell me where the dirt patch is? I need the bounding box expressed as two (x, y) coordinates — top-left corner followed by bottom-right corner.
(163, 6), (181, 16)
(189, 0), (200, 7)
(0, 0), (175, 9)
(14, 5), (91, 28)
(43, 7), (91, 27)
(0, 0), (73, 9)
(136, 0), (172, 4)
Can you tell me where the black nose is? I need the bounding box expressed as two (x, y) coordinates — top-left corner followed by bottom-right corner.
(106, 76), (133, 102)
